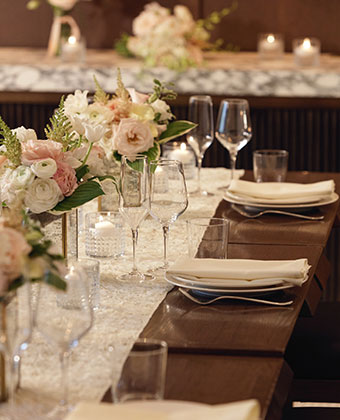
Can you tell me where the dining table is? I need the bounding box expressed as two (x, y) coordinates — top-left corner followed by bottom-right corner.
(1, 168), (339, 420)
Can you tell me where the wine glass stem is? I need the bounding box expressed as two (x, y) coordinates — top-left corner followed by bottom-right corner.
(197, 156), (202, 193)
(59, 350), (70, 407)
(162, 225), (170, 269)
(230, 152), (237, 181)
(131, 228), (138, 273)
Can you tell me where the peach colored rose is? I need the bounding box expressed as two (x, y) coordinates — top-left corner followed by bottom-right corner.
(113, 118), (154, 156)
(21, 140), (63, 166)
(0, 227), (31, 293)
(53, 161), (78, 197)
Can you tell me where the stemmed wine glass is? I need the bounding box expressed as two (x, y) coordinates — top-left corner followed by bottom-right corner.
(187, 95), (214, 196)
(215, 98), (252, 184)
(119, 154), (154, 283)
(149, 159), (188, 272)
(35, 265), (93, 417)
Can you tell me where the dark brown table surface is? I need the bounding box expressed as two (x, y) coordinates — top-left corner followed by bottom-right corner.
(106, 171), (340, 419)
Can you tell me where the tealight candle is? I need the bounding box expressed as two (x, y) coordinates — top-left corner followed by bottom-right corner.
(293, 37), (320, 67)
(257, 33), (284, 60)
(61, 35), (86, 63)
(162, 142), (196, 179)
(94, 218), (116, 238)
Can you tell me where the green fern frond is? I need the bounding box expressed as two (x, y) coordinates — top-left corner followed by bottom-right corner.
(93, 75), (110, 104)
(0, 116), (22, 166)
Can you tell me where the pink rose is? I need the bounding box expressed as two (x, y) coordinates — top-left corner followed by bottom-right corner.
(53, 161), (78, 197)
(0, 227), (31, 293)
(22, 140), (63, 165)
(113, 118), (154, 156)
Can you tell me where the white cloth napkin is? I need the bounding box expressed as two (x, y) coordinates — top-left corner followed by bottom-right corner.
(66, 399), (260, 420)
(167, 256), (310, 287)
(227, 179), (335, 204)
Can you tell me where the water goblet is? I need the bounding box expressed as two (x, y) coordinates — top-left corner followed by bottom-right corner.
(35, 265), (93, 417)
(216, 98), (252, 185)
(187, 95), (214, 196)
(149, 159), (188, 272)
(118, 154), (154, 283)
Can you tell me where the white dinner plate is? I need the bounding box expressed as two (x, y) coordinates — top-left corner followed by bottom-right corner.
(224, 191), (339, 210)
(165, 273), (304, 295)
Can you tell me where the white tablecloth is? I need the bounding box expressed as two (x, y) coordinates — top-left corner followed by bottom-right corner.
(0, 168), (238, 419)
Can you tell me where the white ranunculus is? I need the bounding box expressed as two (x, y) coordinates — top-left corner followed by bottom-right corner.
(84, 124), (107, 143)
(84, 103), (114, 125)
(25, 178), (63, 214)
(12, 126), (38, 142)
(10, 166), (35, 190)
(64, 90), (89, 115)
(31, 158), (58, 179)
(151, 99), (172, 122)
(48, 0), (77, 11)
(113, 118), (154, 156)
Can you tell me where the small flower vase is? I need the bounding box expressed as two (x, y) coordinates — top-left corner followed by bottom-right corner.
(62, 208), (79, 259)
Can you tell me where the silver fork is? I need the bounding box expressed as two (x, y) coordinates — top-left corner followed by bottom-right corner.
(231, 204), (324, 220)
(179, 288), (294, 306)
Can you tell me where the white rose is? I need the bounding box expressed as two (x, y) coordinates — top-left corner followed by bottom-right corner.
(31, 158), (58, 179)
(132, 4), (169, 37)
(0, 168), (31, 208)
(25, 178), (63, 214)
(174, 5), (195, 33)
(151, 99), (172, 122)
(113, 118), (154, 156)
(64, 90), (89, 115)
(84, 124), (107, 143)
(12, 126), (37, 143)
(48, 0), (77, 11)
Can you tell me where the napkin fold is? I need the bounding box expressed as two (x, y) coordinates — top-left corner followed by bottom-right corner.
(167, 256), (310, 287)
(228, 179), (335, 204)
(66, 399), (260, 420)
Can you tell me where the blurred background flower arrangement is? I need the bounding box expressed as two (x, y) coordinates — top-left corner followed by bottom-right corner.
(115, 1), (237, 71)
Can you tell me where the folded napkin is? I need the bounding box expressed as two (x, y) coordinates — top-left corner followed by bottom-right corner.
(228, 179), (335, 204)
(66, 399), (260, 420)
(167, 256), (310, 286)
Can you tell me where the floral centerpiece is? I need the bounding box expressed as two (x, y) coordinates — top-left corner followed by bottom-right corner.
(115, 2), (237, 71)
(26, 0), (81, 56)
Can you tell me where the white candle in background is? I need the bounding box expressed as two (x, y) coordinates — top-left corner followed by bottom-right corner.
(61, 36), (86, 63)
(257, 33), (284, 59)
(293, 37), (320, 67)
(169, 143), (195, 164)
(93, 218), (116, 238)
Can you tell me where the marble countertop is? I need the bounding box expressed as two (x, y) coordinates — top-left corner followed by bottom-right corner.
(1, 48), (340, 97)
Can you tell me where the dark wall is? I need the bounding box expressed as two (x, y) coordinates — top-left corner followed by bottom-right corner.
(1, 0), (340, 53)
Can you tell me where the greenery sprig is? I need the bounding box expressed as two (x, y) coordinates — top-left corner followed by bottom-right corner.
(94, 75), (110, 105)
(148, 79), (177, 104)
(0, 116), (22, 167)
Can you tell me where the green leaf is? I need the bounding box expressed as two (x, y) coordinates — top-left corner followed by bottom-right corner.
(53, 181), (104, 212)
(44, 271), (67, 291)
(75, 164), (90, 182)
(158, 121), (197, 144)
(144, 142), (161, 162)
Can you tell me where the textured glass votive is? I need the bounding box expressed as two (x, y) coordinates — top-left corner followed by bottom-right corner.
(85, 212), (124, 258)
(293, 38), (320, 67)
(162, 142), (196, 180)
(257, 33), (284, 60)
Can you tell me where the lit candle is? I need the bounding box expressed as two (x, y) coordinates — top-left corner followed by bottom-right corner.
(257, 33), (284, 59)
(293, 37), (320, 67)
(61, 36), (85, 63)
(169, 143), (195, 164)
(93, 217), (116, 238)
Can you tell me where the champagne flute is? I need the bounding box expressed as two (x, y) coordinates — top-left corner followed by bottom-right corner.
(35, 265), (93, 416)
(215, 98), (252, 184)
(149, 159), (188, 272)
(119, 154), (154, 283)
(187, 95), (214, 196)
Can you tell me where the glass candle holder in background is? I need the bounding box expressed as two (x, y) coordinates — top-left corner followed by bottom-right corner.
(60, 35), (86, 63)
(257, 33), (284, 60)
(293, 38), (320, 67)
(253, 149), (289, 182)
(85, 212), (124, 259)
(162, 142), (196, 180)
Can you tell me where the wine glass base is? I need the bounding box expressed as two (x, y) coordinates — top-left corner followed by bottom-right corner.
(118, 271), (155, 283)
(189, 189), (214, 197)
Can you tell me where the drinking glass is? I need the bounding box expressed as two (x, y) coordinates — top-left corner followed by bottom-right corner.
(216, 98), (252, 183)
(253, 149), (289, 182)
(149, 159), (188, 272)
(187, 95), (214, 196)
(119, 155), (153, 283)
(35, 265), (93, 416)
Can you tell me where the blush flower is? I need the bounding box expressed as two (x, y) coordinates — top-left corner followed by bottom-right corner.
(21, 140), (63, 165)
(53, 161), (78, 197)
(113, 118), (154, 156)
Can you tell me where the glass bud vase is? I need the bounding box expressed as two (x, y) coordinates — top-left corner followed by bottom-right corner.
(62, 208), (79, 259)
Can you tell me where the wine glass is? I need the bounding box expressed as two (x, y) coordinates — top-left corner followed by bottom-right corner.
(187, 95), (214, 196)
(149, 159), (188, 272)
(35, 265), (93, 416)
(215, 98), (252, 184)
(119, 154), (154, 283)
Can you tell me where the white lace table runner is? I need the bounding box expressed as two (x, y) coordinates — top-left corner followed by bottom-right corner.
(0, 168), (240, 420)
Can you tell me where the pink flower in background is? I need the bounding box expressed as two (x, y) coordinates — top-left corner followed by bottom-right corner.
(53, 161), (78, 197)
(21, 140), (63, 165)
(0, 227), (31, 292)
